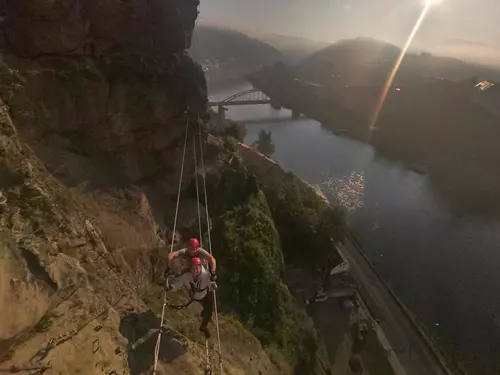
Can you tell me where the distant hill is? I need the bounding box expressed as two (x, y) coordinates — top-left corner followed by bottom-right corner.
(429, 39), (500, 70)
(298, 37), (486, 86)
(190, 26), (284, 90)
(257, 34), (329, 62)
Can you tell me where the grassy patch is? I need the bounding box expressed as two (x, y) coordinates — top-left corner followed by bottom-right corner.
(34, 314), (53, 333)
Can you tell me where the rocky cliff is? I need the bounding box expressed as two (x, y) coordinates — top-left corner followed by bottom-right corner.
(0, 1), (292, 374)
(1, 0), (199, 57)
(0, 97), (284, 374)
(0, 0), (209, 210)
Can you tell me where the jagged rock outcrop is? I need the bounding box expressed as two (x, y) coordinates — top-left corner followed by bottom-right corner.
(0, 95), (122, 352)
(0, 0), (207, 190)
(0, 53), (206, 187)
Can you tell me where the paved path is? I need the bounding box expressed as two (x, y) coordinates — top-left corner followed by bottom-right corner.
(341, 240), (448, 375)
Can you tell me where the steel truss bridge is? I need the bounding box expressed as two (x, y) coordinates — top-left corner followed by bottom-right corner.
(208, 89), (271, 107)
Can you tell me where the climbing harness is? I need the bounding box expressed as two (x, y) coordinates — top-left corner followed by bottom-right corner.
(165, 299), (196, 310)
(163, 275), (197, 310)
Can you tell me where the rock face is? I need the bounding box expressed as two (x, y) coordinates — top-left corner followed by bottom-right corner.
(0, 93), (282, 374)
(2, 0), (200, 57)
(1, 0), (207, 160)
(0, 96), (152, 365)
(0, 53), (206, 186)
(0, 0), (207, 189)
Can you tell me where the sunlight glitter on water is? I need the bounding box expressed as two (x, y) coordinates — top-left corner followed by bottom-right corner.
(320, 171), (366, 211)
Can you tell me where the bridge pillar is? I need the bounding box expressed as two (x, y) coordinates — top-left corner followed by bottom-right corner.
(270, 100), (282, 110)
(218, 104), (226, 122)
(292, 109), (301, 119)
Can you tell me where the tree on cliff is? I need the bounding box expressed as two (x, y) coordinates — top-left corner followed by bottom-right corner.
(223, 121), (247, 142)
(207, 148), (330, 373)
(253, 130), (275, 156)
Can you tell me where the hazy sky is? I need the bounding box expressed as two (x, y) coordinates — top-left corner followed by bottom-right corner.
(199, 0), (500, 48)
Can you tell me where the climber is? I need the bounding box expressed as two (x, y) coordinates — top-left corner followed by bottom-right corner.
(166, 238), (217, 279)
(166, 257), (217, 338)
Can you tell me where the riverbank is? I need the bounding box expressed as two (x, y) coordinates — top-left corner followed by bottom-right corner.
(221, 130), (447, 375)
(342, 234), (452, 375)
(238, 120), (457, 373)
(206, 129), (402, 373)
(248, 67), (500, 218)
(210, 82), (500, 375)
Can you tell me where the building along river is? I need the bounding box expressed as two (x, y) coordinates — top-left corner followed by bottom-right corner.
(211, 82), (500, 375)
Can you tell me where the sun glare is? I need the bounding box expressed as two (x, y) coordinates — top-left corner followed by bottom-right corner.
(368, 0), (436, 141)
(426, 0), (445, 6)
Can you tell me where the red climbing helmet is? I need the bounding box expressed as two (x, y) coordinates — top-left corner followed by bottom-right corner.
(187, 238), (199, 248)
(191, 257), (202, 266)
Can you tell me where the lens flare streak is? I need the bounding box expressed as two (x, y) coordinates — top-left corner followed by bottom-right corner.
(368, 2), (433, 140)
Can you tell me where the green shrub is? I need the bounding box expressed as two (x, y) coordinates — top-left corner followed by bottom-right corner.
(205, 143), (337, 373)
(242, 154), (346, 267)
(222, 121), (247, 142)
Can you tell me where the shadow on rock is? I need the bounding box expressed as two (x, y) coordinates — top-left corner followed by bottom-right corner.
(119, 311), (188, 375)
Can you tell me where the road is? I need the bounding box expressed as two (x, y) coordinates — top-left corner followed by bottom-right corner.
(341, 239), (449, 375)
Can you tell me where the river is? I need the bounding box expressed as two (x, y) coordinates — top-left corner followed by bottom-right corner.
(210, 82), (500, 374)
